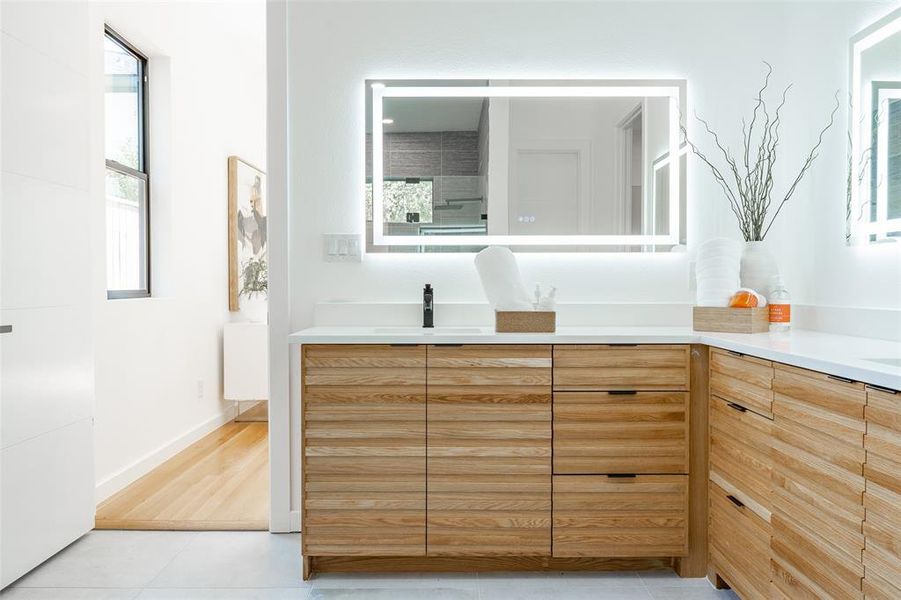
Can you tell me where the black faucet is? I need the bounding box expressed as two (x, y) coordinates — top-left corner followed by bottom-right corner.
(423, 284), (434, 328)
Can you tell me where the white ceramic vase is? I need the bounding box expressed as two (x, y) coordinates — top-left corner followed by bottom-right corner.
(740, 241), (780, 298)
(242, 294), (268, 323)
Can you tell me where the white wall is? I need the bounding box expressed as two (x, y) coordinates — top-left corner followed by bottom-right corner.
(90, 1), (266, 500)
(282, 0), (901, 521)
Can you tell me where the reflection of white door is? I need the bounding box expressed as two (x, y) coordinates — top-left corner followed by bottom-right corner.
(509, 141), (590, 235)
(1, 4), (95, 588)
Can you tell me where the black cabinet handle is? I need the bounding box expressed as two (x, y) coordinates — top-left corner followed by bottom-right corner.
(828, 374), (855, 384)
(868, 384), (899, 395)
(727, 495), (745, 508)
(726, 402), (748, 413)
(727, 350), (744, 357)
(607, 473), (637, 478)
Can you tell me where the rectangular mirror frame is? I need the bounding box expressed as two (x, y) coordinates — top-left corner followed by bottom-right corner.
(370, 83), (684, 248)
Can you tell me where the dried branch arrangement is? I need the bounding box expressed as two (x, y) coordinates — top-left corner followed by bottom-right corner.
(683, 62), (839, 241)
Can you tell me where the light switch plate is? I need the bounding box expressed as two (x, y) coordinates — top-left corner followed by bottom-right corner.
(323, 234), (362, 262)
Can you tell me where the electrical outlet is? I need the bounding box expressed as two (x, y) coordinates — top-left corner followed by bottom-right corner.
(323, 234), (362, 263)
(196, 379), (204, 400)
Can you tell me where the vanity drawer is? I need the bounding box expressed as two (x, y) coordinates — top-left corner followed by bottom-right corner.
(709, 482), (772, 600)
(553, 345), (690, 392)
(553, 392), (688, 475)
(710, 348), (774, 418)
(552, 474), (688, 557)
(709, 395), (772, 519)
(863, 386), (901, 600)
(302, 345), (427, 557)
(770, 364), (866, 600)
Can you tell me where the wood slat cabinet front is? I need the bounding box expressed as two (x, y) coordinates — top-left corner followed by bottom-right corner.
(302, 345), (427, 557)
(709, 394), (772, 519)
(709, 349), (774, 418)
(863, 386), (901, 600)
(709, 481), (772, 600)
(553, 392), (689, 475)
(553, 345), (690, 392)
(770, 364), (866, 600)
(552, 475), (689, 557)
(426, 344), (553, 556)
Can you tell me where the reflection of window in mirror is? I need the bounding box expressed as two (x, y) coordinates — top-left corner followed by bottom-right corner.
(366, 178), (434, 223)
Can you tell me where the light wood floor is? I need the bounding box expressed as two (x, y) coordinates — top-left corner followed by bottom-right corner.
(95, 419), (269, 531)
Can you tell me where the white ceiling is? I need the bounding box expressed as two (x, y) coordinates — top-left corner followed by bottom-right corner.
(382, 97), (485, 133)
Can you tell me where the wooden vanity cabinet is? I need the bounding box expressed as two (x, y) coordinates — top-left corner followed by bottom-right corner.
(708, 404), (773, 597)
(553, 391), (689, 475)
(551, 345), (692, 560)
(863, 386), (901, 599)
(553, 344), (690, 391)
(301, 345), (427, 557)
(553, 474), (688, 557)
(710, 348), (774, 418)
(770, 364), (866, 600)
(709, 481), (772, 600)
(426, 344), (552, 556)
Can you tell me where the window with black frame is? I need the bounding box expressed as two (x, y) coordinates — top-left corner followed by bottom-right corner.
(104, 26), (150, 298)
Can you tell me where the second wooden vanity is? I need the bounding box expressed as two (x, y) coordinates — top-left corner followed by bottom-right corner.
(298, 337), (901, 599)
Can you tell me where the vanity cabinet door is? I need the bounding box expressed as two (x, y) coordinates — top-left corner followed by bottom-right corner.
(427, 345), (552, 556)
(710, 348), (774, 418)
(553, 391), (689, 475)
(863, 386), (901, 600)
(709, 481), (772, 600)
(770, 364), (866, 600)
(553, 345), (690, 392)
(301, 345), (426, 557)
(552, 475), (688, 557)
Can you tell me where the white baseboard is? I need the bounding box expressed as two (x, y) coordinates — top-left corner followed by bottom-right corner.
(94, 409), (235, 504)
(290, 510), (302, 533)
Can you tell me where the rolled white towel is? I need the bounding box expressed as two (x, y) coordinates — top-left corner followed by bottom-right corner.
(696, 238), (743, 307)
(474, 246), (534, 311)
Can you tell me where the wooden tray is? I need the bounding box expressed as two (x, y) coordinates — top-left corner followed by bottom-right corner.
(495, 311), (556, 333)
(693, 306), (769, 334)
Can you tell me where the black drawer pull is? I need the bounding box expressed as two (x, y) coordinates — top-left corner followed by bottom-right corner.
(607, 473), (637, 478)
(433, 344), (464, 347)
(727, 350), (745, 357)
(608, 390), (638, 395)
(827, 374), (855, 384)
(389, 344), (418, 347)
(726, 495), (745, 508)
(726, 402), (748, 413)
(868, 384), (899, 395)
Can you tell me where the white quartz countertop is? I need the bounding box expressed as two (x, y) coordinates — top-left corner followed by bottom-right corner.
(288, 326), (901, 390)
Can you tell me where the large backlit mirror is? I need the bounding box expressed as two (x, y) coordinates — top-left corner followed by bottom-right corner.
(364, 80), (687, 253)
(849, 9), (901, 244)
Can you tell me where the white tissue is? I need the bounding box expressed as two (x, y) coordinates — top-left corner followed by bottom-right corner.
(474, 246), (535, 311)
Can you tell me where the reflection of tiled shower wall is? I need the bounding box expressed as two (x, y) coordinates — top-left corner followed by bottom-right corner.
(366, 128), (486, 226)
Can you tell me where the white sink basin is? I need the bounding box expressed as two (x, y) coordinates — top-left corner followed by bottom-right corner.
(372, 327), (484, 335)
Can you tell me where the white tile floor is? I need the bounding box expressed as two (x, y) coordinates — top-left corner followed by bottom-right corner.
(1, 532), (741, 600)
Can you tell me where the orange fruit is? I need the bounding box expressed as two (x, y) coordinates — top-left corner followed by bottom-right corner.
(728, 290), (759, 308)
